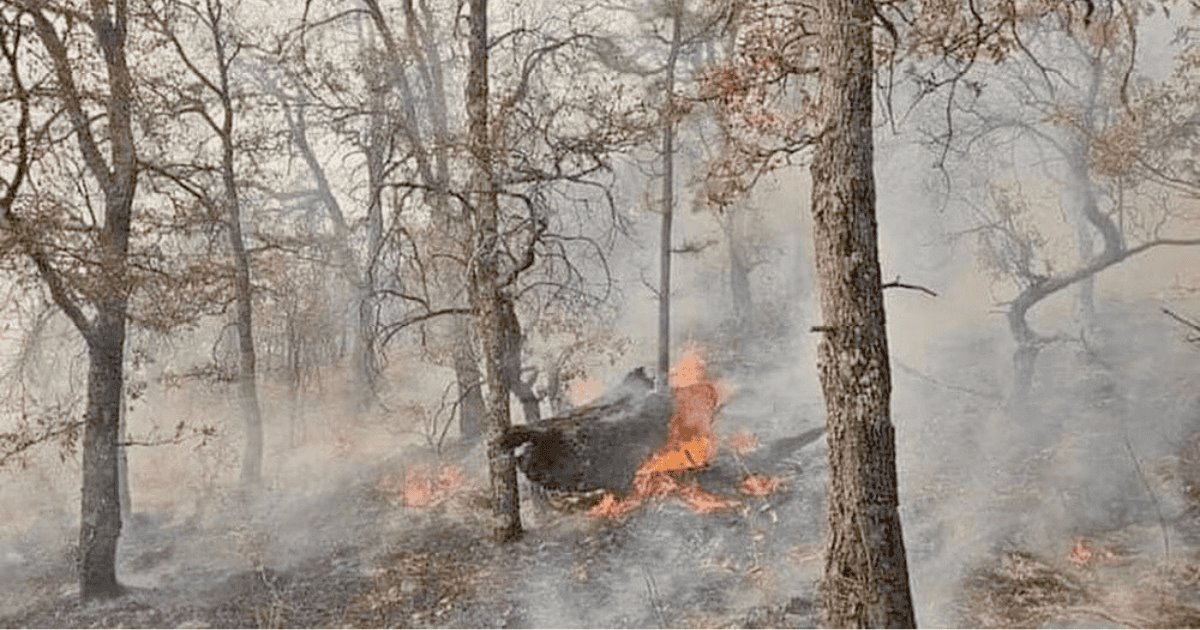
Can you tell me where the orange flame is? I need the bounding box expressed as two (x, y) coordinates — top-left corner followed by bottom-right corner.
(1069, 539), (1093, 566)
(740, 474), (782, 497)
(726, 431), (760, 456)
(378, 464), (464, 508)
(590, 348), (741, 518)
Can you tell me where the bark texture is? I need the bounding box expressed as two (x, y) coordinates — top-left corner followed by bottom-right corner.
(466, 0), (522, 541)
(79, 324), (126, 599)
(810, 0), (916, 625)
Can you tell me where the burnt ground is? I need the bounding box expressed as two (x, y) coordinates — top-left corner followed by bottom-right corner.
(0, 441), (827, 629)
(0, 332), (831, 629)
(4, 311), (1200, 628)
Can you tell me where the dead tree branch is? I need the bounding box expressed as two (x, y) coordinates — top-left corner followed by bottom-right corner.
(881, 276), (938, 297)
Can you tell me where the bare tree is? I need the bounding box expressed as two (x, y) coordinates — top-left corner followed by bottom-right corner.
(465, 0), (521, 541)
(939, 9), (1200, 408)
(144, 0), (268, 486)
(0, 0), (139, 599)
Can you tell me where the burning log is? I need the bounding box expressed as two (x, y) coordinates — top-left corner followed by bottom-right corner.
(498, 367), (674, 494)
(499, 354), (827, 516)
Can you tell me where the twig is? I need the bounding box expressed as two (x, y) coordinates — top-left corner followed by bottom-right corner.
(881, 276), (938, 297)
(0, 419), (84, 469)
(669, 238), (718, 255)
(1068, 605), (1150, 629)
(1122, 434), (1170, 562)
(1162, 306), (1200, 337)
(119, 424), (216, 448)
(641, 565), (669, 629)
(892, 359), (1003, 401)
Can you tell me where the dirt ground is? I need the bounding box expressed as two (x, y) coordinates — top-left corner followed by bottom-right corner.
(3, 318), (1200, 628)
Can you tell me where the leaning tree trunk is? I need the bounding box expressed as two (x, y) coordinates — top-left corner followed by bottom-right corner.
(79, 310), (127, 600)
(810, 0), (916, 625)
(466, 0), (521, 541)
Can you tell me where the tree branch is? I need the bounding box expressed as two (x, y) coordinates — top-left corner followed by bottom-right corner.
(881, 276), (938, 297)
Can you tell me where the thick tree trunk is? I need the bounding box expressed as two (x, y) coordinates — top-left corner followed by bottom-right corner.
(810, 0), (916, 625)
(79, 314), (126, 600)
(656, 2), (683, 386)
(24, 1), (138, 602)
(466, 0), (521, 541)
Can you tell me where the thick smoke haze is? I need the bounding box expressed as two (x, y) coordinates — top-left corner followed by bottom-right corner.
(2, 0), (1199, 627)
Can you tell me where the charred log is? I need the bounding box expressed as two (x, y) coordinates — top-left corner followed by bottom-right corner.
(498, 368), (670, 494)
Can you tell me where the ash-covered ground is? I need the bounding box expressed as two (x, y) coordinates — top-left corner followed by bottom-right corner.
(2, 302), (1200, 628)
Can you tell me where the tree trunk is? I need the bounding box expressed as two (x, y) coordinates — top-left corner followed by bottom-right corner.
(656, 2), (683, 386)
(117, 399), (131, 520)
(23, 1), (138, 602)
(232, 263), (264, 488)
(499, 297), (540, 423)
(222, 138), (263, 488)
(720, 212), (754, 324)
(454, 323), (485, 441)
(355, 112), (385, 409)
(79, 314), (126, 600)
(1065, 151), (1101, 331)
(466, 0), (521, 541)
(810, 0), (916, 625)
(1010, 341), (1040, 413)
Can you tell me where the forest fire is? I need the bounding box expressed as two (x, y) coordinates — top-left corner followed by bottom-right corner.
(588, 349), (741, 518)
(740, 473), (783, 497)
(377, 464), (465, 508)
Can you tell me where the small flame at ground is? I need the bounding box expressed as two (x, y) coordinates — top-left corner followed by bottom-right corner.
(740, 474), (783, 497)
(1068, 538), (1117, 567)
(726, 431), (760, 456)
(378, 464), (464, 508)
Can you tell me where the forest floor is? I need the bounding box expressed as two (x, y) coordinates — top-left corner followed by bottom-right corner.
(3, 313), (1200, 628)
(0, 334), (829, 629)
